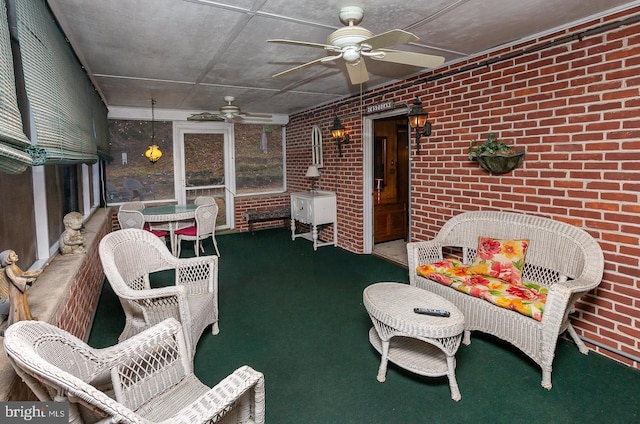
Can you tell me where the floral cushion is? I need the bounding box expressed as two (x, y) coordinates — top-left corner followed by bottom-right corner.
(467, 237), (529, 285)
(416, 258), (469, 285)
(449, 274), (547, 321)
(416, 256), (547, 321)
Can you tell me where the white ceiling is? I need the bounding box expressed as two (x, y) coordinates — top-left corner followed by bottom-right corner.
(46, 0), (640, 117)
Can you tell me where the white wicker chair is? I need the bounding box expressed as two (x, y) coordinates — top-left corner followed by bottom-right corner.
(3, 319), (265, 424)
(194, 196), (217, 206)
(175, 203), (220, 257)
(117, 209), (168, 241)
(99, 228), (219, 355)
(119, 201), (145, 211)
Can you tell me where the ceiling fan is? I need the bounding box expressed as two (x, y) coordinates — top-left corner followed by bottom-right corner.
(267, 6), (445, 85)
(187, 96), (272, 122)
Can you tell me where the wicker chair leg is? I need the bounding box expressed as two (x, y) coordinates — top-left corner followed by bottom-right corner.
(542, 370), (552, 390)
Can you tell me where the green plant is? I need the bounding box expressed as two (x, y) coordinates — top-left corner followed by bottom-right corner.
(468, 133), (514, 161)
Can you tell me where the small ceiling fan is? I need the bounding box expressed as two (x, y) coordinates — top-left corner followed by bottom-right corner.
(267, 6), (445, 85)
(187, 96), (272, 122)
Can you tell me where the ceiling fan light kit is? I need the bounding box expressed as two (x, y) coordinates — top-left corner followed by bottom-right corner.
(268, 6), (445, 85)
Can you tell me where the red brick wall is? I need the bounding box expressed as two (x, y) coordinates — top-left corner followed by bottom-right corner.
(54, 213), (111, 340)
(283, 7), (640, 367)
(235, 194), (291, 232)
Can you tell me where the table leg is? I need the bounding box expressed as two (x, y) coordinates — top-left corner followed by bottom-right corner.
(376, 339), (390, 382)
(312, 225), (318, 251)
(168, 224), (177, 256)
(446, 354), (461, 401)
(290, 217), (296, 240)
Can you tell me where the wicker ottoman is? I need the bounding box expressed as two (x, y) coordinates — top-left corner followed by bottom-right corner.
(363, 282), (465, 401)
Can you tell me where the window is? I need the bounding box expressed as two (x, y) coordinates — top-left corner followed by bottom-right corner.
(311, 125), (323, 168)
(234, 124), (285, 195)
(106, 119), (174, 203)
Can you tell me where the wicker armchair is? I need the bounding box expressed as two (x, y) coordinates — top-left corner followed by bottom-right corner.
(3, 319), (265, 424)
(99, 228), (219, 354)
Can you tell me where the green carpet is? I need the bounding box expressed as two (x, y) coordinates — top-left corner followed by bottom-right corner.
(89, 228), (640, 423)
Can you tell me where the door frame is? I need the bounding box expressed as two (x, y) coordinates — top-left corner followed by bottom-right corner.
(363, 109), (411, 254)
(173, 121), (235, 229)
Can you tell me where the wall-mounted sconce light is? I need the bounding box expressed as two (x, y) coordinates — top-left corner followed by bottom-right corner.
(330, 115), (350, 157)
(305, 165), (320, 192)
(145, 99), (162, 163)
(407, 96), (432, 155)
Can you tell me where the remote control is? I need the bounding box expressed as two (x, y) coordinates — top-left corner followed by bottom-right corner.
(413, 307), (450, 317)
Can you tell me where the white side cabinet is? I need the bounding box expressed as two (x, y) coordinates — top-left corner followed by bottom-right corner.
(290, 190), (337, 250)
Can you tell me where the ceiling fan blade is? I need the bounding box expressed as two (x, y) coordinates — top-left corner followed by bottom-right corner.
(267, 39), (331, 49)
(187, 112), (225, 122)
(346, 60), (369, 85)
(272, 57), (326, 78)
(371, 49), (445, 68)
(361, 29), (419, 50)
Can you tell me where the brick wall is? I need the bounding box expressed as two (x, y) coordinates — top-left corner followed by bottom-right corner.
(283, 7), (640, 368)
(54, 211), (111, 340)
(235, 193), (291, 232)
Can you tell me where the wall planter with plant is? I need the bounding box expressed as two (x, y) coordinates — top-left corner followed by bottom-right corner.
(468, 133), (525, 174)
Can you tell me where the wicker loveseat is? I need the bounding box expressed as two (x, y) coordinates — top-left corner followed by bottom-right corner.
(407, 211), (604, 389)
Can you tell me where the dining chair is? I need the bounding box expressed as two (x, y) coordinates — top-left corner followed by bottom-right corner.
(194, 195), (217, 205)
(119, 201), (145, 211)
(99, 228), (219, 354)
(175, 202), (221, 257)
(117, 209), (168, 240)
(4, 318), (265, 424)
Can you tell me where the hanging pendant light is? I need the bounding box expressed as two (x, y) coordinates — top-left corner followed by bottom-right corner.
(145, 99), (162, 163)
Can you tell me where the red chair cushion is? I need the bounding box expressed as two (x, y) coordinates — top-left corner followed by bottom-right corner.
(175, 225), (197, 236)
(143, 223), (168, 237)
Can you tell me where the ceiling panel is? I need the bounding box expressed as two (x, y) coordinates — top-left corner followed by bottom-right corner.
(45, 0), (640, 116)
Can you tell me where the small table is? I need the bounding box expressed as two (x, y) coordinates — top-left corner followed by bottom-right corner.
(363, 282), (465, 401)
(142, 204), (197, 256)
(290, 191), (337, 250)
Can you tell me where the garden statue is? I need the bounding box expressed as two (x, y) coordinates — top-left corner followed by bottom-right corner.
(0, 249), (43, 332)
(59, 211), (86, 255)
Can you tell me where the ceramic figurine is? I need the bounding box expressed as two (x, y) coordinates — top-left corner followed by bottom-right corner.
(59, 211), (86, 255)
(0, 249), (42, 332)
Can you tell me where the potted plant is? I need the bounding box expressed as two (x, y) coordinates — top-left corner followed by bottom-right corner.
(468, 133), (525, 174)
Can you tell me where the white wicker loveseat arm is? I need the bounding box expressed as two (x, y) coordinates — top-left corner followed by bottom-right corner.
(407, 240), (444, 279)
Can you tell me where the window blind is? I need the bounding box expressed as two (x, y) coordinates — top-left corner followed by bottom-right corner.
(14, 0), (101, 165)
(0, 0), (31, 174)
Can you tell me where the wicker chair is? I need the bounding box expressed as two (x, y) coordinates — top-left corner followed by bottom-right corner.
(3, 319), (265, 424)
(194, 195), (217, 206)
(99, 228), (219, 354)
(119, 201), (146, 211)
(117, 209), (169, 240)
(175, 203), (221, 257)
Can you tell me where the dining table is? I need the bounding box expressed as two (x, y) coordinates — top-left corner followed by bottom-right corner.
(142, 204), (197, 256)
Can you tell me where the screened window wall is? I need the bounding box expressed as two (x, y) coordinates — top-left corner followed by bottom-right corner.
(106, 118), (286, 228)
